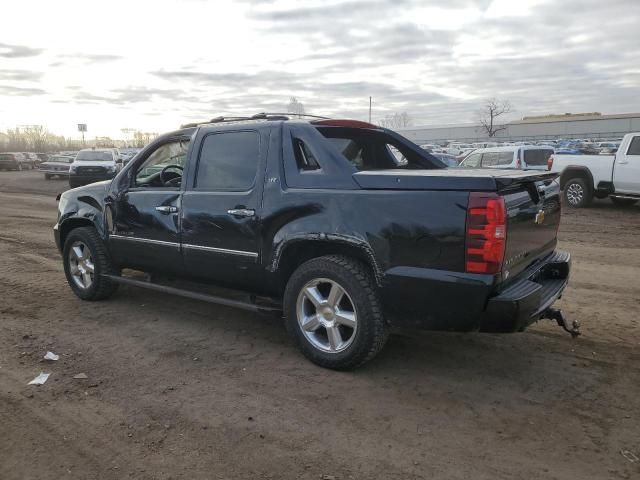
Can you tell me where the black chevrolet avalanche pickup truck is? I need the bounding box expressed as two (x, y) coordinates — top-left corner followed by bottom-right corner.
(54, 114), (577, 369)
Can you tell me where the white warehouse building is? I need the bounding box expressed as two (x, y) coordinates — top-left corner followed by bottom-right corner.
(396, 112), (640, 145)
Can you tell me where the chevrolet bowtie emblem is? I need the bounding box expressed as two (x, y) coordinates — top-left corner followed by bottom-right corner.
(535, 209), (545, 225)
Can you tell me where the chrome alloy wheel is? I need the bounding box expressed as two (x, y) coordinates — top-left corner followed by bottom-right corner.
(296, 278), (358, 353)
(68, 241), (95, 289)
(566, 182), (584, 206)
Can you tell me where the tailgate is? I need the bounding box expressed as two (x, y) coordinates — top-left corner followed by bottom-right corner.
(501, 177), (561, 283)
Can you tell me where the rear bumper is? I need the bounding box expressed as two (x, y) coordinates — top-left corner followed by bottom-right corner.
(481, 250), (571, 332)
(381, 250), (570, 332)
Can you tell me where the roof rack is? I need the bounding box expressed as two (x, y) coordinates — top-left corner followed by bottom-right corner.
(180, 112), (330, 129)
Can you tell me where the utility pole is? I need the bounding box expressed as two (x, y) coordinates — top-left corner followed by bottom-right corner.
(369, 96), (372, 123)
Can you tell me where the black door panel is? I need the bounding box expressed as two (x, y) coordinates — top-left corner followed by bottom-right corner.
(109, 190), (183, 273)
(180, 128), (267, 289)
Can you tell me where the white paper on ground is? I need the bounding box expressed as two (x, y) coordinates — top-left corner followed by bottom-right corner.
(28, 373), (50, 385)
(44, 351), (59, 361)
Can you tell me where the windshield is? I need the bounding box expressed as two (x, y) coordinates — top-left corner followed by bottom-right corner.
(76, 151), (113, 161)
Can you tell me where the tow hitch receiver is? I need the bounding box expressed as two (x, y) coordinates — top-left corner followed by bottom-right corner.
(545, 308), (580, 338)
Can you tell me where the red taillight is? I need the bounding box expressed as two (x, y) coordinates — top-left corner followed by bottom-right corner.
(547, 154), (554, 171)
(465, 193), (506, 274)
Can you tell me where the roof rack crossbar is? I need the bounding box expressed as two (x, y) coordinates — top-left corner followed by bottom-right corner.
(180, 112), (331, 129)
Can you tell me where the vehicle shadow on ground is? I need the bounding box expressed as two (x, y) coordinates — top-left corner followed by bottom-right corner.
(98, 285), (604, 406)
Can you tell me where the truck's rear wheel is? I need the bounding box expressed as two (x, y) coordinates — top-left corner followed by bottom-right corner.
(284, 255), (388, 370)
(63, 227), (118, 301)
(564, 178), (592, 208)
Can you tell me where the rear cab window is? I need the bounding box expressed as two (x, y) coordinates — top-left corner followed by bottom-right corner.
(481, 151), (514, 167)
(627, 136), (640, 155)
(315, 126), (439, 171)
(523, 149), (554, 166)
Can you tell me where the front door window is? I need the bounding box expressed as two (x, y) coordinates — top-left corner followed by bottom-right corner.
(134, 140), (189, 188)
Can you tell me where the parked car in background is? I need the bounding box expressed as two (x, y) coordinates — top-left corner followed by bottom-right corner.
(552, 132), (640, 207)
(22, 153), (40, 168)
(444, 143), (473, 156)
(68, 148), (122, 188)
(431, 152), (459, 167)
(39, 155), (75, 179)
(459, 146), (554, 171)
(555, 148), (582, 155)
(0, 152), (30, 170)
(419, 143), (440, 152)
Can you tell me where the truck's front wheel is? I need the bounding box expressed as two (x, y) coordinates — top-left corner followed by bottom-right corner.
(63, 227), (118, 301)
(284, 255), (388, 370)
(564, 178), (592, 208)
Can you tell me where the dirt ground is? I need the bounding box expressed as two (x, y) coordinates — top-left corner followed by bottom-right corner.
(1, 170), (639, 480)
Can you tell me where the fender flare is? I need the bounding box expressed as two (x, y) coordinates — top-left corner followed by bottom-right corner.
(269, 233), (384, 286)
(559, 166), (594, 191)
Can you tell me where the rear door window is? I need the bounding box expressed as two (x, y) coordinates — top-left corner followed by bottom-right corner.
(524, 149), (553, 166)
(195, 131), (259, 190)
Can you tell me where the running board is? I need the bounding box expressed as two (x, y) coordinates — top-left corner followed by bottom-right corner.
(103, 274), (282, 314)
(610, 194), (640, 200)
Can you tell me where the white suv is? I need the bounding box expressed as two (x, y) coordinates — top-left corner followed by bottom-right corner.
(459, 145), (554, 171)
(69, 148), (122, 188)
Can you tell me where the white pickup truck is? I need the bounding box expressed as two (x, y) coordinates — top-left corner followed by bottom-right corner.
(552, 132), (640, 207)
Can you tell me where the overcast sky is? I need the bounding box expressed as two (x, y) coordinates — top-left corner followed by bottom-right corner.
(1, 0), (639, 138)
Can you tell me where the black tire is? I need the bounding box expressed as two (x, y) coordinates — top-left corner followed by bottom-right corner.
(283, 255), (388, 370)
(563, 177), (592, 208)
(610, 197), (638, 207)
(62, 227), (118, 301)
(44, 173), (52, 180)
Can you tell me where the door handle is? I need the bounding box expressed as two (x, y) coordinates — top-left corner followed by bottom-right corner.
(227, 208), (255, 217)
(155, 205), (179, 214)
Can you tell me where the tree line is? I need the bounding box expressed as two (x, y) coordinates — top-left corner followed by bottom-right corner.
(0, 125), (158, 153)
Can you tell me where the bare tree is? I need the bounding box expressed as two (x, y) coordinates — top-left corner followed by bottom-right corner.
(21, 125), (52, 152)
(378, 112), (413, 129)
(286, 97), (305, 115)
(5, 128), (28, 151)
(477, 98), (512, 137)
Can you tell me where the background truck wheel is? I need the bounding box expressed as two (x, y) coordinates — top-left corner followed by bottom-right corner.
(284, 255), (388, 370)
(610, 197), (638, 207)
(564, 178), (592, 208)
(63, 227), (118, 301)
(44, 174), (52, 180)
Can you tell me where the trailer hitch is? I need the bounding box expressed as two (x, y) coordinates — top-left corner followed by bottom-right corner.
(545, 308), (580, 338)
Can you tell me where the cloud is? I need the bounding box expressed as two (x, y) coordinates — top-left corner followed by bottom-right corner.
(69, 86), (201, 105)
(1, 0), (639, 136)
(0, 85), (46, 96)
(0, 70), (43, 82)
(56, 53), (123, 64)
(0, 42), (43, 58)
